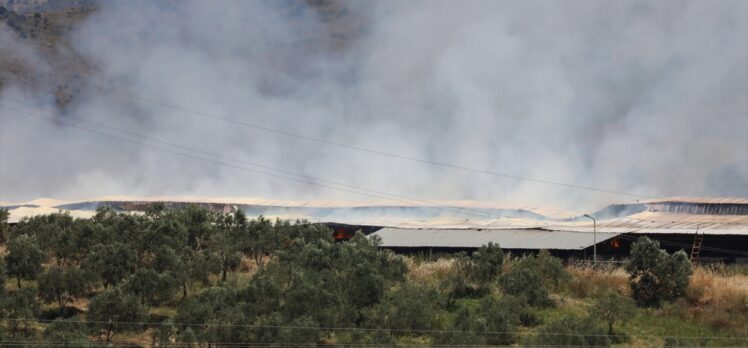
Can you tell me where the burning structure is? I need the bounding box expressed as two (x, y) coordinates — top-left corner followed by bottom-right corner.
(2, 196), (747, 262)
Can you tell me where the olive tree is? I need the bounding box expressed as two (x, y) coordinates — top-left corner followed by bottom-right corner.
(499, 257), (552, 307)
(122, 268), (177, 306)
(0, 208), (8, 243)
(87, 287), (147, 342)
(82, 242), (137, 289)
(626, 237), (692, 307)
(3, 287), (39, 338)
(468, 242), (504, 286)
(5, 234), (45, 287)
(38, 267), (88, 312)
(211, 211), (246, 282)
(590, 291), (636, 336)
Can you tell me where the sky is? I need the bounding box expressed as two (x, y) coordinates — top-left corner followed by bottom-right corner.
(1, 0), (747, 211)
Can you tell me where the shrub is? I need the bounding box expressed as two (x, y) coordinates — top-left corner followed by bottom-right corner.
(533, 250), (571, 291)
(468, 242), (505, 286)
(43, 317), (91, 347)
(434, 295), (523, 345)
(363, 282), (446, 338)
(529, 313), (610, 347)
(500, 257), (552, 307)
(590, 290), (636, 336)
(626, 237), (692, 307)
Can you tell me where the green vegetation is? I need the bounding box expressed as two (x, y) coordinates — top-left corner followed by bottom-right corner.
(626, 237), (693, 307)
(0, 206), (746, 346)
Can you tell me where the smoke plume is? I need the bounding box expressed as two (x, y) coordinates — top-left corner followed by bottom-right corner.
(1, 0), (747, 210)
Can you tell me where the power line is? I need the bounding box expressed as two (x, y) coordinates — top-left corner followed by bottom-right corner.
(6, 318), (747, 341)
(3, 103), (745, 251)
(50, 82), (661, 199)
(0, 103), (515, 221)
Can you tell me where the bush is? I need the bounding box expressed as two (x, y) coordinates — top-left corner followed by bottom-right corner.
(500, 257), (552, 307)
(590, 290), (636, 336)
(363, 282), (446, 338)
(626, 237), (692, 307)
(529, 313), (610, 347)
(467, 242), (505, 286)
(43, 317), (91, 346)
(532, 250), (571, 291)
(434, 295), (523, 345)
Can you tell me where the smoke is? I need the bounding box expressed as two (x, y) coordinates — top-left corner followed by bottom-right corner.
(1, 0), (747, 210)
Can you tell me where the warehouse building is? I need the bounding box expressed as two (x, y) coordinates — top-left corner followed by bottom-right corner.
(3, 196), (747, 261)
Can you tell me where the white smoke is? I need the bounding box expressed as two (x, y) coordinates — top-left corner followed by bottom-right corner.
(1, 0), (746, 211)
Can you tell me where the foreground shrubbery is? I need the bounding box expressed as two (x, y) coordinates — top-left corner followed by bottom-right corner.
(0, 207), (746, 346)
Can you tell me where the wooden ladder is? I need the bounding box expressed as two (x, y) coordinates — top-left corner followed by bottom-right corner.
(690, 226), (703, 264)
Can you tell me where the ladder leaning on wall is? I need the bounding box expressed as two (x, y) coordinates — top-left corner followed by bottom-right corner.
(690, 225), (703, 264)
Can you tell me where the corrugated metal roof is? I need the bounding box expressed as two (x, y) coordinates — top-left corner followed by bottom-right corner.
(4, 197), (746, 236)
(644, 197), (748, 204)
(370, 228), (621, 250)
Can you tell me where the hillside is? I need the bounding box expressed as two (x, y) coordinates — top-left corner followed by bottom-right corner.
(0, 3), (93, 108)
(0, 0), (363, 109)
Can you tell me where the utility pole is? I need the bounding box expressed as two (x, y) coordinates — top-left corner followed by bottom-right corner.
(584, 214), (597, 266)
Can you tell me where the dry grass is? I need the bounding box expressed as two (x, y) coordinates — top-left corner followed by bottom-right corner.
(238, 256), (268, 276)
(686, 267), (748, 335)
(406, 257), (457, 285)
(566, 266), (629, 298)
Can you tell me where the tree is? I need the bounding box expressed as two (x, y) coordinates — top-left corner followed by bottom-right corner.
(174, 286), (243, 344)
(12, 212), (75, 261)
(590, 291), (636, 336)
(41, 212), (77, 265)
(38, 267), (88, 313)
(532, 250), (571, 291)
(3, 287), (39, 338)
(87, 287), (147, 342)
(499, 257), (552, 307)
(122, 268), (176, 306)
(625, 237), (693, 306)
(82, 242), (137, 288)
(211, 211), (245, 282)
(0, 208), (9, 243)
(0, 258), (7, 295)
(43, 317), (92, 347)
(243, 216), (275, 269)
(5, 234), (45, 287)
(467, 242), (505, 286)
